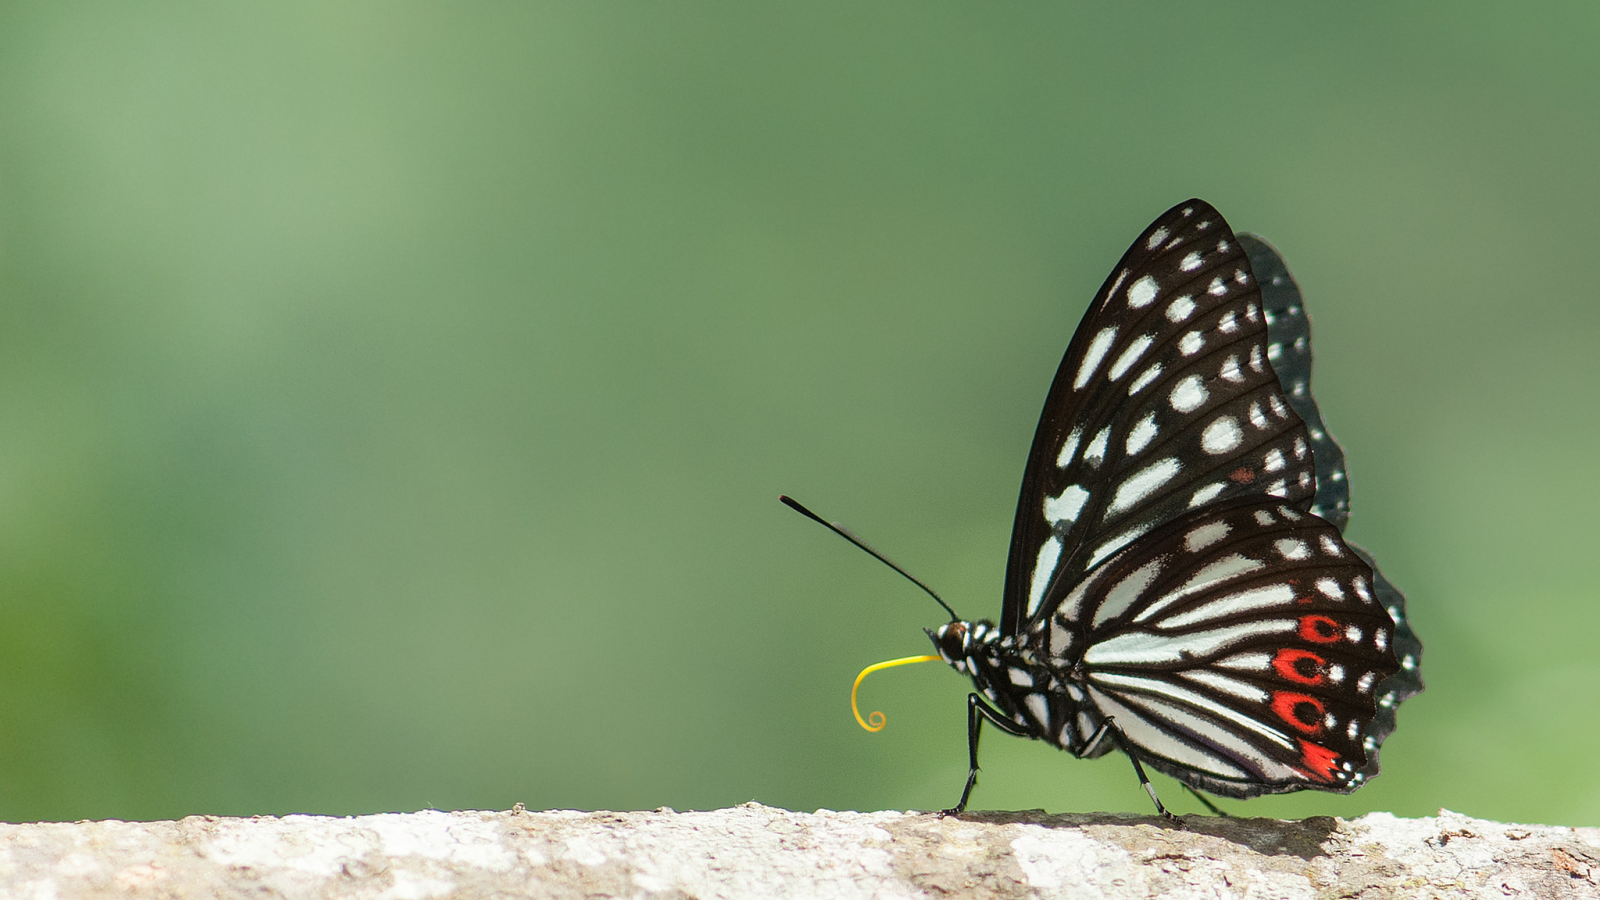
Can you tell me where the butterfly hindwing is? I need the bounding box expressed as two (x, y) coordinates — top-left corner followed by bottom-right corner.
(1002, 201), (1317, 637)
(1240, 233), (1351, 531)
(1030, 496), (1399, 797)
(1348, 543), (1424, 781)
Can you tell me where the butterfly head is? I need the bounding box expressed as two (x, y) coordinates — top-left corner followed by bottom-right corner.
(927, 619), (999, 675)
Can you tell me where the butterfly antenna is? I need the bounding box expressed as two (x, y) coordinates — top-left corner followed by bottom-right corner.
(779, 495), (959, 621)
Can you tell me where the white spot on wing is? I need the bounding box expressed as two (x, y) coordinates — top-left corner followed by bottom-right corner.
(1107, 269), (1130, 299)
(1253, 509), (1275, 526)
(1027, 537), (1062, 617)
(1056, 427), (1083, 468)
(1179, 251), (1202, 272)
(1073, 327), (1118, 390)
(1215, 651), (1271, 672)
(1316, 577), (1345, 600)
(1125, 413), (1159, 456)
(1108, 335), (1154, 381)
(1185, 520), (1230, 552)
(1049, 619), (1072, 659)
(1109, 458), (1181, 515)
(1170, 375), (1208, 413)
(1146, 229), (1169, 250)
(1087, 522), (1153, 569)
(1127, 364), (1163, 395)
(1084, 427), (1109, 466)
(1188, 483), (1225, 507)
(1220, 354), (1244, 383)
(1009, 667), (1033, 687)
(1179, 331), (1203, 356)
(1167, 295), (1196, 322)
(1127, 275), (1159, 309)
(1162, 583), (1297, 629)
(1264, 449), (1285, 472)
(1201, 416), (1243, 454)
(1044, 484), (1090, 525)
(1092, 558), (1165, 628)
(1275, 538), (1309, 560)
(1183, 670), (1268, 703)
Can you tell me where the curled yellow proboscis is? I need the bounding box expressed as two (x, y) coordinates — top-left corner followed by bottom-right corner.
(850, 654), (941, 732)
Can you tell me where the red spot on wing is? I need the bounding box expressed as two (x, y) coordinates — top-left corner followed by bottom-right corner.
(1295, 739), (1341, 782)
(1270, 690), (1325, 735)
(1229, 467), (1256, 484)
(1298, 615), (1341, 644)
(1273, 649), (1326, 686)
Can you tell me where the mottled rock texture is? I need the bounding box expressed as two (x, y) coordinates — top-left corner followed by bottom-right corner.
(0, 803), (1594, 898)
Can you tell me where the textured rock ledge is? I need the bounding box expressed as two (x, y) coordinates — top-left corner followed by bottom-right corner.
(0, 803), (1595, 898)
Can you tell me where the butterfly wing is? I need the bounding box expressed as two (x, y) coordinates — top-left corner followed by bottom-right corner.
(1241, 234), (1350, 530)
(1047, 496), (1400, 798)
(1002, 201), (1317, 637)
(1239, 233), (1424, 782)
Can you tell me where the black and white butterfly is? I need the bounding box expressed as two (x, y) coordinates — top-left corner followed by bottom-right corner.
(789, 199), (1421, 816)
(925, 200), (1422, 814)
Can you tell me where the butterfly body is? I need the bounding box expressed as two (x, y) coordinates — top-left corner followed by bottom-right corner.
(930, 200), (1420, 813)
(928, 619), (1100, 753)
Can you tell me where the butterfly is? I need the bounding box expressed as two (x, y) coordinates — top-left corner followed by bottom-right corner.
(788, 199), (1422, 816)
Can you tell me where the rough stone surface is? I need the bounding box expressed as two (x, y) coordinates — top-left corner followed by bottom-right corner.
(0, 803), (1594, 898)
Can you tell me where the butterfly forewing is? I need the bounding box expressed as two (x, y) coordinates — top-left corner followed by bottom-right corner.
(1003, 201), (1318, 637)
(1031, 496), (1399, 797)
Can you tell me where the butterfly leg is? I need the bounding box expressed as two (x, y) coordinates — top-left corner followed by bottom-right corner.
(1182, 784), (1229, 817)
(1088, 717), (1174, 820)
(941, 693), (1028, 817)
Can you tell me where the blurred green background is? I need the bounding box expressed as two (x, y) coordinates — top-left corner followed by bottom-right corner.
(0, 2), (1595, 826)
